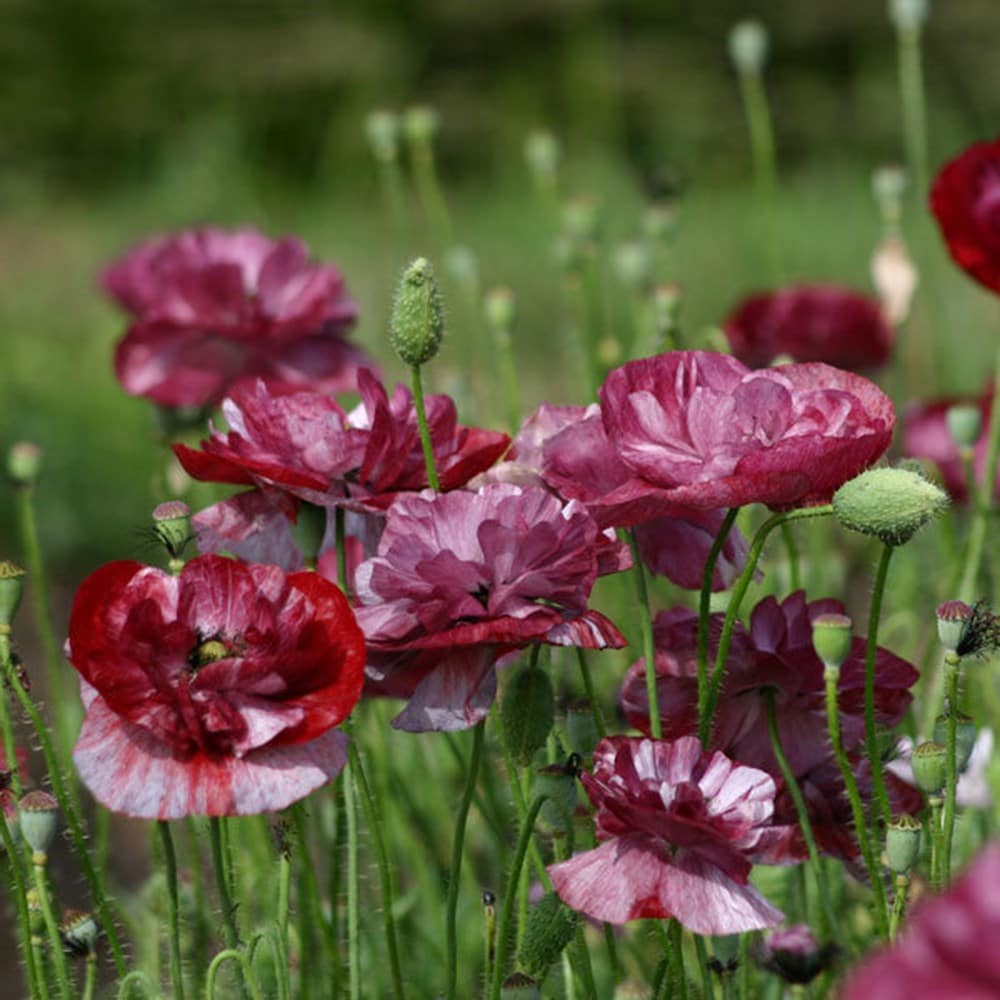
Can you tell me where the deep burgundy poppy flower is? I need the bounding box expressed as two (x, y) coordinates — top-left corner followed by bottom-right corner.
(102, 226), (372, 407)
(176, 370), (509, 513)
(353, 484), (626, 731)
(597, 352), (894, 517)
(930, 137), (1000, 295)
(723, 285), (894, 370)
(843, 842), (1000, 1000)
(547, 736), (784, 933)
(67, 555), (365, 819)
(903, 393), (997, 503)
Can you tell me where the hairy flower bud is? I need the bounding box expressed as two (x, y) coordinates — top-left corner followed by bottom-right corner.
(728, 20), (769, 75)
(911, 741), (947, 794)
(18, 790), (59, 857)
(886, 813), (922, 873)
(945, 404), (982, 450)
(502, 663), (555, 767)
(7, 442), (42, 487)
(517, 891), (579, 978)
(0, 561), (26, 629)
(536, 756), (580, 833)
(390, 257), (444, 367)
(811, 613), (853, 670)
(833, 467), (949, 546)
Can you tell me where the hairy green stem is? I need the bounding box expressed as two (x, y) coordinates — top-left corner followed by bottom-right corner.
(0, 818), (41, 997)
(628, 530), (662, 739)
(864, 544), (895, 832)
(941, 657), (961, 884)
(157, 821), (186, 1000)
(928, 796), (944, 890)
(206, 950), (263, 1000)
(411, 364), (441, 492)
(888, 873), (909, 941)
(32, 857), (74, 1000)
(575, 648), (607, 739)
(208, 817), (247, 1000)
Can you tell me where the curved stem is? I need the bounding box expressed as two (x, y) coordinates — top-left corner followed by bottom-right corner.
(208, 817), (248, 1000)
(411, 365), (440, 492)
(628, 530), (662, 739)
(941, 657), (961, 884)
(157, 821), (186, 1000)
(864, 545), (894, 831)
(206, 949), (263, 1000)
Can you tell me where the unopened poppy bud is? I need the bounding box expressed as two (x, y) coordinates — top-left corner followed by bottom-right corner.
(524, 130), (560, 189)
(445, 245), (479, 289)
(402, 105), (440, 147)
(0, 561), (26, 628)
(517, 891), (579, 977)
(946, 404), (982, 450)
(18, 790), (59, 857)
(758, 925), (834, 985)
(562, 196), (599, 243)
(391, 257), (444, 367)
(502, 663), (555, 767)
(934, 711), (977, 771)
(886, 813), (922, 873)
(911, 741), (947, 794)
(728, 20), (769, 75)
(484, 287), (517, 332)
(565, 699), (600, 758)
(152, 501), (192, 561)
(872, 165), (907, 226)
(889, 0), (929, 32)
(811, 613), (853, 670)
(614, 241), (651, 293)
(536, 756), (580, 832)
(832, 467), (949, 547)
(289, 502), (327, 565)
(501, 972), (541, 1000)
(61, 909), (100, 958)
(365, 109), (400, 164)
(7, 442), (42, 487)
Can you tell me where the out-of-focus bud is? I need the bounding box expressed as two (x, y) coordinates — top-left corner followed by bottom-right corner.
(536, 755), (581, 833)
(501, 973), (541, 1000)
(613, 241), (652, 294)
(484, 287), (517, 332)
(0, 562), (26, 629)
(445, 245), (479, 290)
(642, 201), (678, 243)
(886, 813), (922, 873)
(565, 699), (600, 759)
(391, 257), (445, 367)
(365, 109), (401, 164)
(614, 981), (653, 1000)
(889, 0), (930, 32)
(562, 196), (599, 244)
(946, 405), (982, 450)
(402, 106), (440, 148)
(758, 925), (836, 984)
(728, 20), (769, 75)
(60, 909), (100, 959)
(7, 442), (42, 488)
(872, 235), (918, 327)
(872, 165), (908, 228)
(523, 130), (560, 191)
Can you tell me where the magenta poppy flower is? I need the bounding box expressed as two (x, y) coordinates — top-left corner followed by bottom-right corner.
(903, 393), (996, 503)
(548, 736), (784, 933)
(102, 226), (372, 407)
(175, 370), (509, 513)
(67, 555), (365, 819)
(930, 137), (1000, 295)
(843, 842), (1000, 1000)
(597, 352), (894, 517)
(723, 285), (894, 370)
(353, 484), (626, 732)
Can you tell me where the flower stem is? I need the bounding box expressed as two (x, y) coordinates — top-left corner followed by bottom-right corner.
(895, 23), (929, 201)
(627, 530), (662, 739)
(699, 505), (833, 744)
(492, 322), (522, 436)
(864, 544), (894, 832)
(82, 956), (97, 1000)
(32, 855), (74, 1000)
(574, 648), (606, 739)
(157, 821), (186, 1000)
(410, 364), (440, 492)
(206, 949), (263, 1000)
(445, 720), (485, 1000)
(665, 920), (688, 1000)
(889, 873), (909, 941)
(208, 817), (248, 999)
(344, 768), (361, 998)
(334, 506), (352, 603)
(763, 690), (840, 943)
(0, 818), (41, 997)
(928, 795), (944, 890)
(941, 656), (961, 884)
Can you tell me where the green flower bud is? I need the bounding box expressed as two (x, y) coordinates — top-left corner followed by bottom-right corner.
(934, 711), (977, 771)
(501, 973), (541, 1000)
(641, 201), (678, 242)
(484, 287), (517, 332)
(885, 813), (922, 873)
(152, 501), (192, 561)
(517, 891), (579, 978)
(728, 20), (769, 75)
(889, 0), (929, 32)
(946, 405), (982, 450)
(390, 257), (445, 367)
(613, 241), (652, 293)
(614, 981), (653, 1000)
(502, 664), (555, 768)
(523, 130), (560, 189)
(811, 613), (854, 670)
(565, 699), (600, 759)
(289, 502), (327, 566)
(7, 442), (42, 487)
(61, 909), (100, 958)
(0, 561), (26, 628)
(365, 109), (400, 164)
(536, 756), (580, 833)
(18, 790), (59, 857)
(872, 165), (907, 226)
(911, 741), (947, 794)
(562, 196), (599, 243)
(832, 467), (949, 547)
(402, 105), (440, 147)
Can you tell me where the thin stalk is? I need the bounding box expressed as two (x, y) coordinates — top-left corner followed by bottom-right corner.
(345, 770), (361, 1000)
(627, 530), (662, 739)
(738, 69), (781, 281)
(82, 958), (97, 1000)
(896, 25), (929, 201)
(411, 364), (440, 491)
(928, 796), (944, 890)
(864, 545), (895, 831)
(157, 821), (186, 1000)
(574, 648), (606, 739)
(780, 521), (801, 591)
(666, 921), (688, 1000)
(0, 650), (24, 798)
(941, 656), (961, 883)
(374, 157), (411, 255)
(700, 505), (833, 743)
(208, 817), (248, 1000)
(409, 139), (453, 253)
(206, 950), (263, 1000)
(32, 857), (74, 999)
(493, 325), (522, 436)
(334, 507), (352, 603)
(738, 933), (751, 1000)
(445, 721), (485, 1000)
(0, 818), (41, 997)
(693, 935), (714, 1000)
(889, 873), (909, 941)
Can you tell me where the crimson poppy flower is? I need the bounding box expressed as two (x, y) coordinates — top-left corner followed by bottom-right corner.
(723, 285), (894, 370)
(930, 136), (1000, 295)
(547, 736), (784, 933)
(102, 226), (372, 407)
(597, 352), (894, 517)
(843, 842), (1000, 999)
(67, 555), (365, 819)
(353, 484), (626, 732)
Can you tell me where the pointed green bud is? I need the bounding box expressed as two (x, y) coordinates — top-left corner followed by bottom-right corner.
(0, 561), (26, 628)
(152, 501), (192, 561)
(402, 105), (440, 147)
(365, 109), (401, 164)
(946, 404), (982, 449)
(289, 502), (327, 565)
(18, 790), (59, 857)
(886, 813), (922, 873)
(728, 20), (769, 75)
(911, 741), (947, 794)
(811, 613), (853, 670)
(536, 755), (581, 832)
(502, 664), (555, 767)
(517, 891), (579, 978)
(7, 442), (42, 487)
(523, 130), (560, 189)
(484, 287), (517, 332)
(565, 699), (600, 759)
(501, 973), (541, 1000)
(934, 711), (977, 771)
(832, 467), (949, 547)
(390, 257), (444, 367)
(889, 0), (929, 32)
(61, 909), (100, 958)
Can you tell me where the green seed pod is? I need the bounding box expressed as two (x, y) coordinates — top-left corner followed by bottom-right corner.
(484, 287), (517, 333)
(0, 561), (26, 628)
(19, 790), (59, 857)
(946, 404), (982, 450)
(365, 109), (400, 164)
(402, 105), (440, 147)
(523, 130), (560, 189)
(811, 613), (854, 670)
(517, 891), (579, 978)
(289, 502), (327, 566)
(936, 600), (972, 655)
(61, 909), (100, 958)
(502, 664), (555, 768)
(934, 711), (977, 771)
(536, 757), (580, 833)
(390, 257), (445, 367)
(152, 501), (192, 561)
(911, 741), (947, 794)
(728, 20), (769, 75)
(832, 467), (949, 547)
(7, 442), (42, 487)
(885, 813), (922, 873)
(501, 973), (541, 1000)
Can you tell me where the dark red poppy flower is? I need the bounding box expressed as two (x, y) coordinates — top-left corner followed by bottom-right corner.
(723, 285), (894, 370)
(175, 370), (509, 513)
(67, 555), (365, 819)
(843, 842), (1000, 1000)
(903, 393), (996, 503)
(547, 736), (784, 933)
(598, 352), (894, 517)
(353, 484), (626, 732)
(102, 226), (372, 407)
(930, 136), (1000, 295)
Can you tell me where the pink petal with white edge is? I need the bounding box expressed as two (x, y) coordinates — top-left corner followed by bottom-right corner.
(74, 693), (348, 819)
(391, 647), (498, 732)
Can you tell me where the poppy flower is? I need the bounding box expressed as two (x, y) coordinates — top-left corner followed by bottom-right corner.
(102, 226), (372, 407)
(353, 484), (626, 732)
(67, 555), (365, 819)
(597, 352), (894, 517)
(723, 285), (894, 370)
(930, 136), (1000, 295)
(843, 842), (1000, 999)
(547, 736), (784, 933)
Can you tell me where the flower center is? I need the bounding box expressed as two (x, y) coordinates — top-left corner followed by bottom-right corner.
(190, 637), (232, 671)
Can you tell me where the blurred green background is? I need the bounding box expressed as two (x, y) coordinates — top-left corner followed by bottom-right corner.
(3, 0), (1000, 582)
